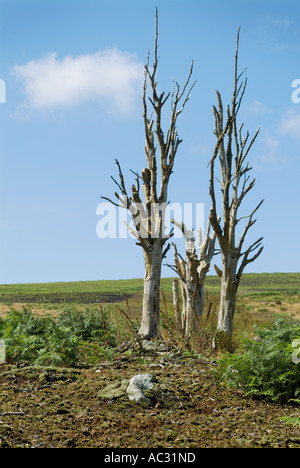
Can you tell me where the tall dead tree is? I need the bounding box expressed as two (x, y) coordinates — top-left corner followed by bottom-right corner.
(168, 219), (216, 335)
(209, 28), (264, 336)
(102, 10), (195, 339)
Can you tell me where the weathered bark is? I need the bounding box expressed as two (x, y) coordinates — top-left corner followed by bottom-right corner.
(172, 278), (182, 333)
(179, 278), (188, 332)
(208, 29), (264, 337)
(139, 241), (162, 338)
(103, 9), (194, 339)
(168, 220), (216, 335)
(217, 256), (237, 334)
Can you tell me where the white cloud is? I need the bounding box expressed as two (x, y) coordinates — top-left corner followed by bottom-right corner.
(278, 108), (300, 139)
(245, 100), (271, 116)
(12, 49), (144, 115)
(260, 130), (280, 163)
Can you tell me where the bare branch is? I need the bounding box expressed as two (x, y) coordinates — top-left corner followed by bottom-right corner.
(199, 217), (219, 263)
(124, 222), (149, 252)
(115, 159), (128, 196)
(165, 262), (186, 282)
(240, 236), (264, 257)
(162, 242), (171, 259)
(239, 127), (260, 166)
(100, 196), (121, 208)
(235, 77), (247, 115)
(214, 264), (223, 278)
(237, 238), (264, 286)
(170, 219), (196, 252)
(111, 175), (123, 194)
(237, 199), (264, 255)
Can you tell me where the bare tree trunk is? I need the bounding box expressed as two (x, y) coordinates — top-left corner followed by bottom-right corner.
(185, 261), (203, 334)
(217, 257), (237, 334)
(139, 241), (162, 338)
(180, 279), (187, 332)
(172, 278), (182, 333)
(197, 271), (206, 322)
(102, 9), (195, 340)
(196, 285), (205, 321)
(167, 221), (216, 336)
(185, 282), (196, 335)
(208, 29), (264, 339)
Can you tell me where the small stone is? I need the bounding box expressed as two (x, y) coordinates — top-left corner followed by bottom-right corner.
(142, 340), (168, 352)
(127, 374), (154, 403)
(98, 379), (129, 400)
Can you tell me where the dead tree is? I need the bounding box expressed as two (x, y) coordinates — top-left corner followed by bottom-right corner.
(209, 28), (264, 336)
(168, 219), (216, 335)
(172, 278), (182, 333)
(102, 10), (195, 339)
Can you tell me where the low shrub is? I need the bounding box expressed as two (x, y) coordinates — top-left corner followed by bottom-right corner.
(0, 306), (117, 367)
(56, 305), (117, 348)
(217, 316), (300, 404)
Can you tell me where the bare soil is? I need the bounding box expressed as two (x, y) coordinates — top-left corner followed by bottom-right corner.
(0, 352), (299, 449)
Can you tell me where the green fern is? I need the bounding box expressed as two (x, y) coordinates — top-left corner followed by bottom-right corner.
(217, 316), (300, 404)
(0, 306), (117, 367)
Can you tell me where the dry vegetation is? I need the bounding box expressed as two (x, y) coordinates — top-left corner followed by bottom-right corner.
(0, 352), (300, 448)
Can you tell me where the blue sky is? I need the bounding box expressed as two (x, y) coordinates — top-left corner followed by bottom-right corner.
(0, 0), (299, 284)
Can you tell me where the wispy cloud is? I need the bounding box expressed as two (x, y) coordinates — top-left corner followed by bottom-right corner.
(259, 130), (280, 163)
(278, 107), (300, 140)
(12, 49), (144, 115)
(256, 108), (300, 166)
(245, 100), (271, 116)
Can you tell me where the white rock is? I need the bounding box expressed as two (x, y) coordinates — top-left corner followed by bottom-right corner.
(142, 340), (168, 352)
(127, 373), (154, 403)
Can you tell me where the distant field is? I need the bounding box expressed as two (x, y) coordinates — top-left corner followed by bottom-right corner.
(0, 278), (145, 304)
(0, 272), (299, 304)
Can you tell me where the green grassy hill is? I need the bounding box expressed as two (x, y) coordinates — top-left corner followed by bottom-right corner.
(0, 272), (299, 304)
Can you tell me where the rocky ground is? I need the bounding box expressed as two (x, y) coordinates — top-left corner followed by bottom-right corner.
(0, 350), (300, 449)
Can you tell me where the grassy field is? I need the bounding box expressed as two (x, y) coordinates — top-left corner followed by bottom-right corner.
(0, 278), (145, 304)
(0, 272), (299, 336)
(0, 272), (299, 303)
